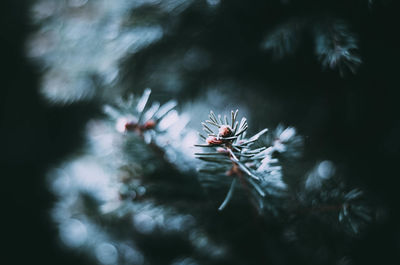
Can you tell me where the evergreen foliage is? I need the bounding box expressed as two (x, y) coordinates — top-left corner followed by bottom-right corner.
(3, 0), (399, 265)
(47, 90), (374, 265)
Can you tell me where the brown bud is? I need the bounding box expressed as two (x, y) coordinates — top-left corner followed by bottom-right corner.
(206, 136), (223, 145)
(218, 125), (232, 137)
(226, 163), (242, 177)
(125, 121), (138, 131)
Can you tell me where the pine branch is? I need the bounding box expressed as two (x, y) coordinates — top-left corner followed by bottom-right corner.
(48, 92), (377, 265)
(195, 110), (290, 211)
(261, 19), (306, 59)
(195, 110), (374, 234)
(314, 20), (362, 76)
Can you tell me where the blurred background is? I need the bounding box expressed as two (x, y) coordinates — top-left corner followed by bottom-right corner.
(1, 0), (400, 264)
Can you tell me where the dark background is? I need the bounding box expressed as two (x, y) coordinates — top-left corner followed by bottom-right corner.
(2, 1), (97, 264)
(1, 1), (399, 264)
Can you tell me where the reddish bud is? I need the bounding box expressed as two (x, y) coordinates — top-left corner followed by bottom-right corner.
(143, 119), (156, 130)
(206, 136), (223, 145)
(218, 125), (232, 137)
(125, 121), (138, 131)
(226, 163), (242, 177)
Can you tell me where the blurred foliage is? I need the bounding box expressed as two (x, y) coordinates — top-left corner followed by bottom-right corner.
(2, 0), (400, 265)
